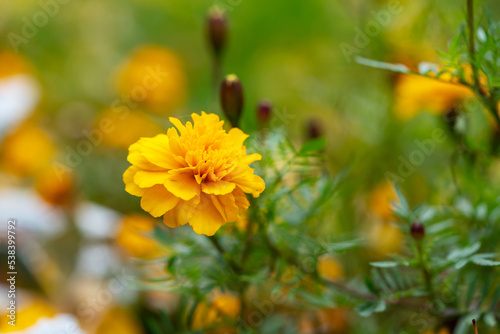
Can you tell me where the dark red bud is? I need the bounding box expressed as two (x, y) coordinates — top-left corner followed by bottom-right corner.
(207, 6), (227, 58)
(257, 100), (272, 123)
(306, 119), (322, 139)
(220, 74), (244, 126)
(410, 222), (425, 239)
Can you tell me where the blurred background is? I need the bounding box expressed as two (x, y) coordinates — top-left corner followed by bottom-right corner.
(1, 0), (500, 333)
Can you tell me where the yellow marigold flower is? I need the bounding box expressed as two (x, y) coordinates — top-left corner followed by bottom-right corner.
(0, 298), (56, 332)
(34, 166), (74, 206)
(116, 214), (166, 259)
(96, 109), (162, 149)
(369, 182), (398, 221)
(0, 51), (32, 78)
(116, 45), (186, 113)
(96, 307), (144, 334)
(212, 291), (241, 318)
(317, 255), (344, 282)
(367, 221), (403, 257)
(394, 74), (473, 120)
(123, 112), (265, 236)
(0, 122), (56, 176)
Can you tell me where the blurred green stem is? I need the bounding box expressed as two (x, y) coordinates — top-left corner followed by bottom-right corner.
(416, 240), (435, 300)
(466, 0), (500, 128)
(208, 235), (243, 274)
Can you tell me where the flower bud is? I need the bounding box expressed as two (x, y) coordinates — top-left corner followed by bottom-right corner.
(220, 74), (243, 126)
(410, 222), (425, 239)
(306, 119), (322, 139)
(207, 6), (227, 58)
(257, 100), (272, 123)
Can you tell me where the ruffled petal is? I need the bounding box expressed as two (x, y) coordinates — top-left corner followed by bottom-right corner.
(163, 197), (198, 228)
(188, 194), (226, 236)
(211, 193), (238, 222)
(123, 166), (145, 196)
(140, 185), (179, 217)
(134, 171), (170, 188)
(201, 180), (235, 195)
(164, 169), (200, 200)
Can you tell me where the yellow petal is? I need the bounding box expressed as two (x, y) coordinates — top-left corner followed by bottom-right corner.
(232, 187), (250, 210)
(139, 135), (184, 170)
(134, 170), (170, 188)
(227, 128), (249, 147)
(163, 198), (197, 228)
(169, 117), (187, 135)
(241, 153), (262, 165)
(123, 166), (145, 196)
(140, 185), (179, 217)
(188, 194), (225, 236)
(201, 180), (235, 195)
(211, 193), (238, 222)
(164, 169), (200, 200)
(233, 174), (265, 198)
(127, 143), (163, 171)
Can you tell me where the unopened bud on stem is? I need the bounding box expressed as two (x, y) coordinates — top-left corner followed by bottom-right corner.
(220, 74), (244, 126)
(257, 100), (272, 124)
(207, 6), (227, 58)
(410, 222), (425, 239)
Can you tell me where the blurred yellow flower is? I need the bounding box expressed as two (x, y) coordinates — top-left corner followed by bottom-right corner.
(0, 299), (56, 332)
(124, 112), (265, 236)
(96, 307), (144, 334)
(116, 214), (166, 259)
(191, 292), (241, 331)
(317, 308), (349, 334)
(0, 122), (56, 176)
(369, 182), (397, 221)
(97, 109), (162, 149)
(367, 221), (403, 256)
(394, 74), (473, 120)
(34, 166), (74, 206)
(116, 45), (186, 113)
(317, 255), (344, 282)
(0, 50), (31, 78)
(212, 291), (241, 318)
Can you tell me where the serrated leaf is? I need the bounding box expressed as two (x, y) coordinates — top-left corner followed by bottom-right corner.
(355, 299), (386, 317)
(471, 258), (500, 266)
(355, 57), (410, 74)
(370, 261), (398, 268)
(447, 242), (481, 261)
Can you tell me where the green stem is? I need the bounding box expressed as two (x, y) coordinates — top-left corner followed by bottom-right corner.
(416, 240), (435, 300)
(208, 235), (243, 274)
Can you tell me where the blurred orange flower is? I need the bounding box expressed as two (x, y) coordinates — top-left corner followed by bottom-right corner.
(369, 182), (397, 221)
(97, 109), (162, 149)
(0, 299), (56, 332)
(317, 255), (344, 282)
(116, 214), (166, 259)
(116, 45), (186, 113)
(123, 112), (265, 236)
(0, 122), (56, 176)
(367, 221), (403, 257)
(34, 165), (74, 206)
(394, 74), (473, 120)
